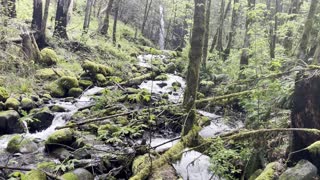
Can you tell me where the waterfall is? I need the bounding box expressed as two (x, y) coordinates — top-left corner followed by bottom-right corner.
(159, 5), (165, 50)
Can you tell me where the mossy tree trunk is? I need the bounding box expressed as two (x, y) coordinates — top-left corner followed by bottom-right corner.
(224, 0), (240, 60)
(296, 0), (319, 62)
(99, 0), (113, 35)
(53, 0), (72, 39)
(201, 0), (212, 68)
(182, 0), (206, 136)
(216, 0), (225, 53)
(38, 0), (50, 48)
(291, 72), (320, 151)
(112, 0), (121, 46)
(83, 0), (93, 34)
(239, 0), (255, 77)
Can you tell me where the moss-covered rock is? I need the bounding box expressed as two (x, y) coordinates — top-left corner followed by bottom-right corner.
(25, 170), (46, 180)
(0, 110), (24, 135)
(48, 81), (66, 98)
(132, 154), (152, 175)
(68, 88), (83, 98)
(21, 97), (35, 111)
(95, 73), (107, 83)
(279, 160), (318, 180)
(165, 62), (176, 73)
(82, 60), (114, 76)
(39, 48), (58, 66)
(45, 129), (74, 151)
(29, 107), (54, 133)
(61, 172), (78, 180)
(256, 162), (281, 180)
(50, 105), (67, 112)
(0, 86), (9, 102)
(79, 80), (93, 88)
(37, 161), (57, 172)
(58, 76), (79, 90)
(35, 68), (63, 81)
(6, 135), (38, 153)
(155, 74), (168, 81)
(4, 97), (20, 110)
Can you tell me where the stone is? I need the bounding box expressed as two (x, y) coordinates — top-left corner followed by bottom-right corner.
(0, 86), (9, 102)
(45, 129), (75, 152)
(280, 160), (318, 180)
(0, 110), (24, 135)
(256, 162), (282, 180)
(4, 97), (20, 110)
(21, 97), (35, 111)
(68, 88), (83, 98)
(35, 68), (62, 81)
(82, 60), (113, 76)
(50, 105), (67, 112)
(58, 76), (79, 90)
(29, 107), (54, 133)
(165, 62), (176, 73)
(95, 73), (107, 83)
(61, 168), (94, 180)
(25, 170), (46, 180)
(48, 81), (66, 98)
(50, 148), (72, 160)
(79, 80), (93, 88)
(39, 48), (58, 66)
(6, 135), (38, 153)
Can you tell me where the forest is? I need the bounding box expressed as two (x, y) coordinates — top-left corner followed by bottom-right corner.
(0, 0), (320, 179)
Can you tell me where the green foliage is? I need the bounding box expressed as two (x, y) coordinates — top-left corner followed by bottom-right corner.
(209, 138), (251, 180)
(55, 159), (80, 173)
(127, 89), (151, 104)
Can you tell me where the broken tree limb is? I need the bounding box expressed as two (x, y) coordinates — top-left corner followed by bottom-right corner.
(55, 111), (136, 130)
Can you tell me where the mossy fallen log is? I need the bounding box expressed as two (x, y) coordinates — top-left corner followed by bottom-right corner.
(121, 73), (155, 87)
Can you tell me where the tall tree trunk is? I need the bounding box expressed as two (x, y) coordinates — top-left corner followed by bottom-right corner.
(141, 0), (153, 35)
(283, 0), (301, 54)
(202, 0), (212, 68)
(38, 0), (50, 48)
(224, 0), (240, 60)
(270, 0), (280, 59)
(296, 0), (319, 62)
(83, 0), (93, 33)
(182, 0), (206, 136)
(239, 0), (255, 75)
(32, 0), (43, 47)
(216, 0), (225, 53)
(99, 0), (113, 35)
(53, 0), (72, 39)
(112, 0), (121, 46)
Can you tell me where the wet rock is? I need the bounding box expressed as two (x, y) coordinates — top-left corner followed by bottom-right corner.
(0, 102), (5, 111)
(96, 73), (107, 84)
(280, 160), (318, 180)
(45, 129), (75, 152)
(25, 169), (46, 180)
(29, 107), (54, 133)
(0, 110), (24, 135)
(62, 168), (94, 180)
(6, 135), (38, 154)
(256, 162), (283, 180)
(155, 74), (168, 81)
(4, 97), (20, 110)
(68, 88), (83, 98)
(50, 105), (68, 112)
(0, 86), (9, 102)
(39, 48), (58, 66)
(79, 79), (93, 88)
(48, 81), (66, 98)
(73, 148), (91, 160)
(58, 76), (79, 90)
(157, 82), (167, 88)
(50, 148), (72, 160)
(21, 97), (35, 111)
(165, 62), (176, 73)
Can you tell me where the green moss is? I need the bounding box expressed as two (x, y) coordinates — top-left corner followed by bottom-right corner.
(61, 172), (78, 180)
(249, 169), (263, 180)
(6, 135), (36, 153)
(155, 74), (168, 81)
(79, 80), (93, 88)
(35, 68), (63, 81)
(0, 86), (9, 102)
(132, 155), (151, 175)
(256, 162), (277, 180)
(82, 60), (114, 76)
(306, 141), (320, 154)
(37, 162), (56, 171)
(21, 97), (34, 110)
(39, 48), (58, 66)
(58, 76), (79, 90)
(68, 88), (83, 98)
(25, 170), (46, 180)
(4, 97), (20, 110)
(48, 81), (66, 98)
(45, 129), (74, 145)
(96, 73), (107, 83)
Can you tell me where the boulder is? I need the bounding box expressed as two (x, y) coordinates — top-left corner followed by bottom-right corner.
(256, 162), (283, 180)
(0, 86), (9, 102)
(165, 62), (176, 73)
(0, 110), (24, 135)
(50, 105), (68, 112)
(58, 76), (79, 90)
(61, 168), (94, 180)
(25, 170), (46, 180)
(6, 135), (38, 153)
(95, 73), (107, 84)
(35, 68), (62, 81)
(68, 88), (83, 98)
(48, 81), (66, 98)
(4, 97), (20, 110)
(82, 60), (113, 76)
(39, 48), (58, 66)
(45, 129), (75, 152)
(280, 160), (318, 180)
(50, 148), (72, 160)
(79, 80), (93, 88)
(29, 107), (54, 133)
(21, 97), (35, 111)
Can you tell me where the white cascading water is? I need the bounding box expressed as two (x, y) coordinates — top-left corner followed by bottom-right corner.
(159, 5), (165, 50)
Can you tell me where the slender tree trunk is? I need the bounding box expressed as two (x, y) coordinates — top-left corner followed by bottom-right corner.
(296, 0), (319, 61)
(141, 0), (153, 35)
(216, 0), (225, 53)
(182, 0), (206, 136)
(270, 0), (280, 59)
(224, 0), (240, 60)
(83, 0), (93, 33)
(32, 0), (43, 31)
(112, 0), (121, 46)
(239, 0), (256, 75)
(99, 0), (113, 35)
(38, 0), (50, 48)
(53, 0), (72, 39)
(202, 0), (212, 68)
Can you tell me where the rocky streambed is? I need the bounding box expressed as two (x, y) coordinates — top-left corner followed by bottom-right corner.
(0, 54), (244, 180)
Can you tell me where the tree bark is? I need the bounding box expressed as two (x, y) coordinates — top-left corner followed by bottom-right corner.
(83, 0), (93, 33)
(202, 0), (212, 68)
(141, 0), (153, 35)
(182, 0), (206, 136)
(99, 0), (113, 35)
(112, 0), (121, 46)
(296, 0), (319, 62)
(239, 0), (255, 76)
(270, 0), (280, 59)
(216, 0), (225, 53)
(38, 0), (50, 48)
(53, 0), (72, 39)
(224, 0), (240, 60)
